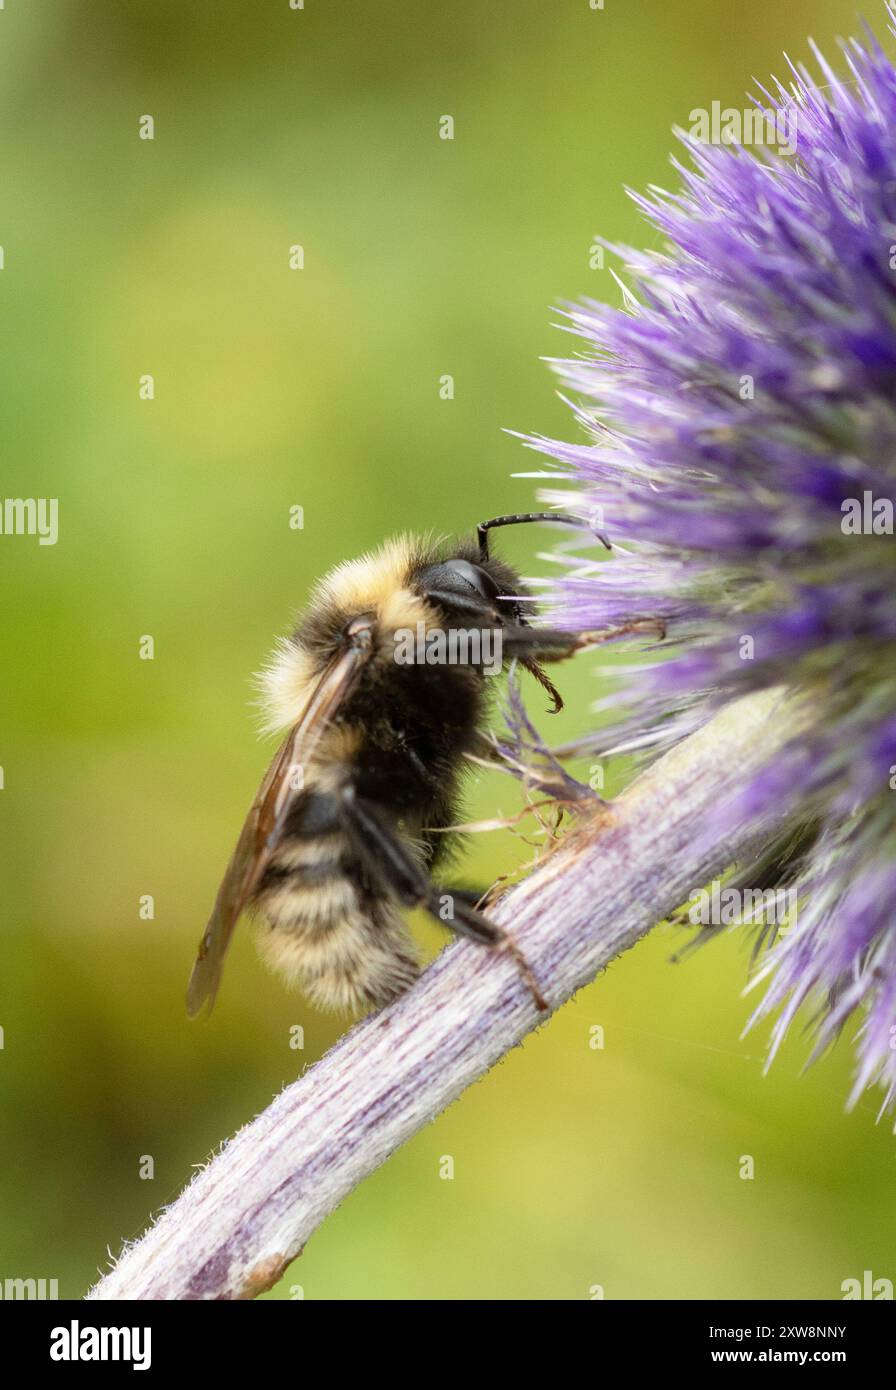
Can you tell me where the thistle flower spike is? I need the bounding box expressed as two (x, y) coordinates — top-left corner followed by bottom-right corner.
(526, 4), (896, 1118)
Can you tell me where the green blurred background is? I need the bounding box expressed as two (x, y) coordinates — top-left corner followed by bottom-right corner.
(1, 0), (893, 1301)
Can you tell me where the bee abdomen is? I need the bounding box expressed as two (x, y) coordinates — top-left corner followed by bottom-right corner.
(252, 833), (420, 1011)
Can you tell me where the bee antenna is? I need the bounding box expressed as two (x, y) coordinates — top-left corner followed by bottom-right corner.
(476, 511), (609, 560)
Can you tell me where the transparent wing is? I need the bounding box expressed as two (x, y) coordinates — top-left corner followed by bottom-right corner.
(186, 637), (373, 1017)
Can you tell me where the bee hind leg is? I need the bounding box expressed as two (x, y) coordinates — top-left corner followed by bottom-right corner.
(340, 789), (548, 1011)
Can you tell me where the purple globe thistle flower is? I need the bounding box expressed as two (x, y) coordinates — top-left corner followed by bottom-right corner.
(521, 8), (896, 1117)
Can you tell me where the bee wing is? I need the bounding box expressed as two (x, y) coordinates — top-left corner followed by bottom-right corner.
(186, 637), (373, 1017)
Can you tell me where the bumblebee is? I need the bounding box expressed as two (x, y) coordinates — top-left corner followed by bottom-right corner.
(187, 512), (600, 1017)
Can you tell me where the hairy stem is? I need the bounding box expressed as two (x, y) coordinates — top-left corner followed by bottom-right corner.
(89, 686), (803, 1300)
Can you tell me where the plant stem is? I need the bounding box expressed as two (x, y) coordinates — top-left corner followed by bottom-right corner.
(88, 686), (801, 1300)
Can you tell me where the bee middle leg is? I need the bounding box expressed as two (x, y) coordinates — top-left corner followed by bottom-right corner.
(340, 788), (548, 1009)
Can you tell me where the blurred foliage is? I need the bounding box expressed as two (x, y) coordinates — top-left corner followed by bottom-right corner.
(0, 0), (893, 1300)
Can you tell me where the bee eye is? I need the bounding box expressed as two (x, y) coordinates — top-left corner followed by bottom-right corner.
(419, 559), (501, 605)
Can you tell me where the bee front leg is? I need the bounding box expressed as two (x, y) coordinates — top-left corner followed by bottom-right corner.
(502, 619), (667, 663)
(500, 620), (667, 713)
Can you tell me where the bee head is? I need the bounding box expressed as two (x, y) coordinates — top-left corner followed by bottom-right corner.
(413, 512), (590, 628)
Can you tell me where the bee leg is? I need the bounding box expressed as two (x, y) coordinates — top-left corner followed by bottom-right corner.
(503, 619), (667, 662)
(441, 885), (491, 908)
(500, 620), (667, 714)
(341, 790), (548, 1010)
